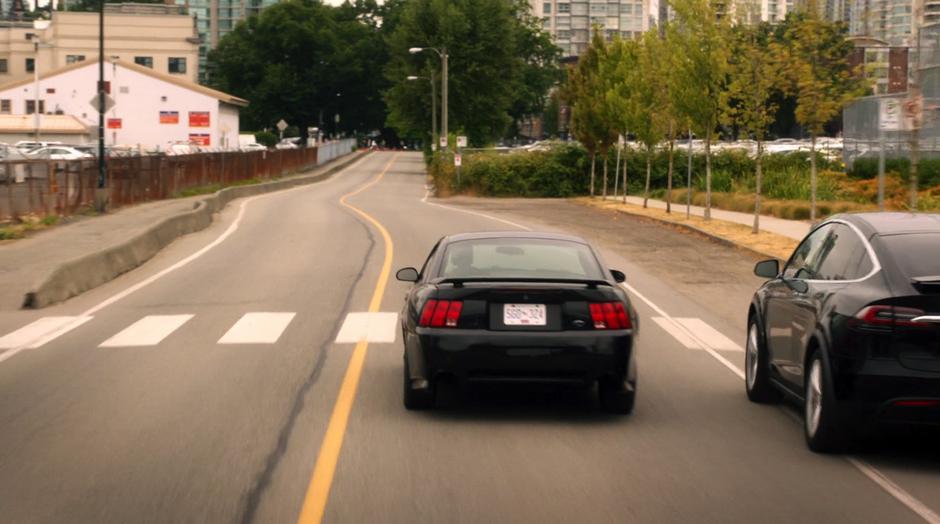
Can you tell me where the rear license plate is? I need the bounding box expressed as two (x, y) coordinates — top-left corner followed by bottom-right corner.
(503, 304), (546, 326)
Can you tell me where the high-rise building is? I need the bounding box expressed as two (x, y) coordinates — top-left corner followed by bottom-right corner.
(175, 0), (279, 83)
(532, 0), (654, 57)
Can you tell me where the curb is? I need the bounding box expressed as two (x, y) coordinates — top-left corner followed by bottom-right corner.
(590, 201), (783, 261)
(23, 151), (369, 309)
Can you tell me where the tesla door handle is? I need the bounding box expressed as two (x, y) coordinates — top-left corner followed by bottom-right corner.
(912, 315), (940, 324)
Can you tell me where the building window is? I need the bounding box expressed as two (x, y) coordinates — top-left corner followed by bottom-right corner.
(135, 56), (154, 68)
(25, 100), (45, 114)
(25, 58), (34, 73)
(168, 57), (187, 74)
(0, 99), (10, 113)
(558, 3), (570, 12)
(66, 55), (86, 64)
(0, 59), (7, 74)
(543, 2), (551, 14)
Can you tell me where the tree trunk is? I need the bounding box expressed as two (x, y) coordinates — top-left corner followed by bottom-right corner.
(666, 138), (674, 214)
(911, 130), (920, 209)
(754, 140), (763, 234)
(643, 148), (652, 209)
(590, 153), (596, 197)
(686, 129), (693, 219)
(613, 141), (621, 198)
(602, 151), (608, 198)
(705, 128), (712, 221)
(810, 134), (817, 223)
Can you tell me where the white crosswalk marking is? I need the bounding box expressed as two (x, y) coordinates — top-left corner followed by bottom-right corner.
(218, 312), (296, 344)
(0, 316), (94, 350)
(335, 312), (398, 344)
(651, 316), (744, 352)
(99, 315), (193, 347)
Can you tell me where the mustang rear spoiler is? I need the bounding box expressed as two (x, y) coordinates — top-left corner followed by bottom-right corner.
(435, 277), (612, 288)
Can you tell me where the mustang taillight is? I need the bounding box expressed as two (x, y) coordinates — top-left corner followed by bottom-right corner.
(419, 299), (463, 328)
(853, 305), (928, 328)
(589, 302), (631, 329)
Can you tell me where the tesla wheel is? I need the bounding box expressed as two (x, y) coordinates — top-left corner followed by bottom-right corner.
(804, 352), (849, 453)
(599, 378), (635, 415)
(403, 354), (434, 410)
(745, 319), (782, 403)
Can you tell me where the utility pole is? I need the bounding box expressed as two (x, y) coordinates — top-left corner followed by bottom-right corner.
(430, 70), (437, 150)
(97, 0), (106, 193)
(909, 0), (924, 209)
(441, 48), (448, 151)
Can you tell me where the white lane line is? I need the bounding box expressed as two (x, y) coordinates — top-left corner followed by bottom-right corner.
(675, 318), (744, 352)
(421, 190), (940, 524)
(218, 312), (296, 344)
(651, 317), (702, 350)
(99, 315), (194, 347)
(421, 187), (531, 231)
(0, 316), (93, 351)
(335, 312), (398, 344)
(0, 154), (374, 364)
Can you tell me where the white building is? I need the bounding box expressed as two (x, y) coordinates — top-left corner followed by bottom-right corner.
(0, 57), (247, 150)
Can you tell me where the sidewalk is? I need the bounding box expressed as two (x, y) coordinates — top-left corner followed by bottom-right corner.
(0, 152), (364, 311)
(604, 195), (812, 241)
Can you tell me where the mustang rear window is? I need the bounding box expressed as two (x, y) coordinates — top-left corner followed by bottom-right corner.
(881, 233), (940, 279)
(440, 238), (604, 280)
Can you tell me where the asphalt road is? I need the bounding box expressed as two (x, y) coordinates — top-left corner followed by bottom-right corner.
(0, 151), (938, 523)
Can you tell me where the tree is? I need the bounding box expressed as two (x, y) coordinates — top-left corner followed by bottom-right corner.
(773, 4), (867, 221)
(208, 0), (389, 137)
(631, 31), (669, 209)
(383, 0), (560, 146)
(543, 90), (561, 138)
(722, 16), (780, 233)
(669, 0), (732, 220)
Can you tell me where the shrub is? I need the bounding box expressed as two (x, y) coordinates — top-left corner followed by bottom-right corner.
(255, 131), (278, 148)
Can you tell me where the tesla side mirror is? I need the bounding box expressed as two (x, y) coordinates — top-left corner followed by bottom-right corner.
(396, 267), (419, 282)
(753, 259), (779, 279)
(610, 269), (626, 283)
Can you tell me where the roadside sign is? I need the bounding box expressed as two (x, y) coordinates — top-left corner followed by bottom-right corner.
(439, 136), (447, 148)
(276, 119), (289, 132)
(879, 99), (901, 131)
(89, 93), (115, 113)
(106, 118), (122, 129)
(454, 153), (462, 167)
(457, 136), (467, 148)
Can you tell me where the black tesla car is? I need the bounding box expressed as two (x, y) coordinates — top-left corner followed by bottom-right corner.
(747, 213), (940, 452)
(395, 232), (638, 413)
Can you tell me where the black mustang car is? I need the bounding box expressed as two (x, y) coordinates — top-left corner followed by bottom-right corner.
(395, 232), (638, 413)
(747, 213), (940, 452)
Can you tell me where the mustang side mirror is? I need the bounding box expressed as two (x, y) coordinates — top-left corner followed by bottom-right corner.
(396, 267), (419, 282)
(754, 259), (779, 279)
(610, 269), (626, 283)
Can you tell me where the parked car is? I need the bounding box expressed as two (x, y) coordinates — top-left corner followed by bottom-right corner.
(15, 140), (65, 154)
(240, 143), (268, 152)
(27, 146), (93, 160)
(395, 231), (638, 413)
(275, 137), (302, 150)
(746, 213), (940, 452)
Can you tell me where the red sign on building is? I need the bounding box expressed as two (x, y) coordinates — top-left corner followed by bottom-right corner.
(107, 118), (122, 129)
(160, 111), (179, 124)
(189, 111), (210, 127)
(189, 133), (210, 146)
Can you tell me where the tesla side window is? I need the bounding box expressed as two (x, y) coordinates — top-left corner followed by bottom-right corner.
(813, 224), (874, 281)
(783, 224), (835, 280)
(440, 238), (604, 279)
(880, 232), (940, 278)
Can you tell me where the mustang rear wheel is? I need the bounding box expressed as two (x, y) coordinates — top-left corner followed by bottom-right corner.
(599, 378), (635, 415)
(403, 354), (435, 410)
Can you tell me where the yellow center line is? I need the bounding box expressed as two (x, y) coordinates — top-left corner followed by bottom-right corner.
(296, 153), (398, 524)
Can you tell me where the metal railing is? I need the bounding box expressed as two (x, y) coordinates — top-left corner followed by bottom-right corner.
(1, 139), (357, 221)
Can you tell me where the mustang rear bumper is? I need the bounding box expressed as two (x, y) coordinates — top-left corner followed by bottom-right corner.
(405, 328), (635, 387)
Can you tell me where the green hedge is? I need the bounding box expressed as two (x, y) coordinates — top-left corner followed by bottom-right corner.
(848, 157), (940, 188)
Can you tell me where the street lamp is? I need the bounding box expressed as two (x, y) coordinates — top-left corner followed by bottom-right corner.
(409, 46), (448, 150)
(406, 74), (437, 150)
(27, 19), (51, 141)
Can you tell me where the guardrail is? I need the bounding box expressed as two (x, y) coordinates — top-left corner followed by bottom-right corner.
(0, 139), (356, 220)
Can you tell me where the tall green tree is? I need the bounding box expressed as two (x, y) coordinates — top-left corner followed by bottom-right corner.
(669, 0), (731, 220)
(208, 0), (390, 136)
(722, 15), (781, 233)
(383, 0), (560, 146)
(773, 4), (867, 221)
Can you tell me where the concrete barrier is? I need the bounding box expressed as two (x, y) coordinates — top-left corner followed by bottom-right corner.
(23, 150), (368, 308)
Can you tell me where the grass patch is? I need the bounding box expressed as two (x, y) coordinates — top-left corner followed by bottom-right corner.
(579, 197), (799, 260)
(0, 213), (61, 241)
(173, 177), (266, 198)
